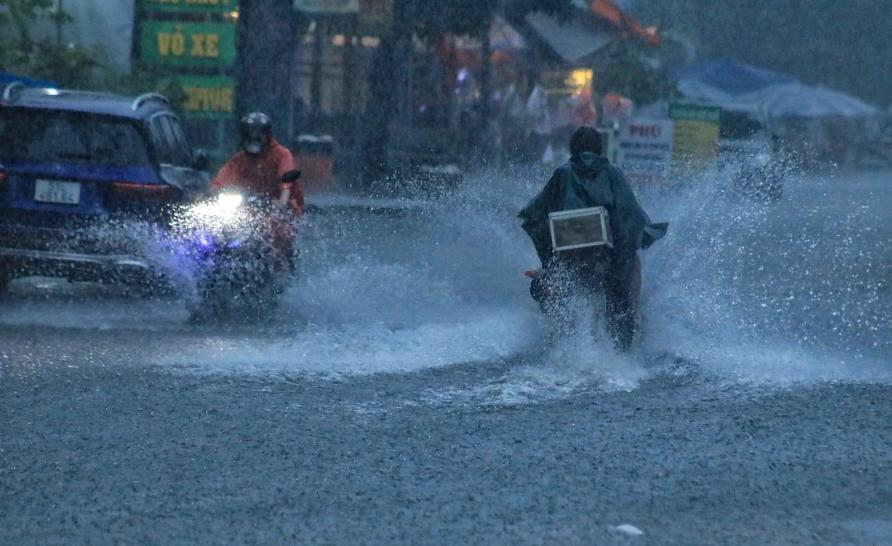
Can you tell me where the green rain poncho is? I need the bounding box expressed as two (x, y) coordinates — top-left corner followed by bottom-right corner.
(519, 152), (668, 272)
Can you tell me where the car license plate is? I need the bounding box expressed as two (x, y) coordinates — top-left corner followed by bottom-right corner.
(34, 179), (81, 205)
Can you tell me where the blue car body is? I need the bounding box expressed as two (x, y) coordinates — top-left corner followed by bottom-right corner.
(0, 84), (210, 288)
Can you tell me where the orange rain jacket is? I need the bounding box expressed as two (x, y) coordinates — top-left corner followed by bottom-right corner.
(210, 138), (304, 215)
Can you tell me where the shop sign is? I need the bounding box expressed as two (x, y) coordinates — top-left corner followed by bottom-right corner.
(617, 118), (674, 178)
(293, 0), (359, 14)
(142, 0), (238, 14)
(177, 75), (235, 119)
(141, 22), (236, 67)
(669, 102), (720, 165)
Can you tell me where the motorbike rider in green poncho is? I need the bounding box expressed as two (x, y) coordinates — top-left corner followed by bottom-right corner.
(519, 126), (667, 351)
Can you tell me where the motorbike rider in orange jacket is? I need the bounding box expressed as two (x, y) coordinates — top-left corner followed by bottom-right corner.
(210, 112), (303, 271)
(210, 112), (304, 215)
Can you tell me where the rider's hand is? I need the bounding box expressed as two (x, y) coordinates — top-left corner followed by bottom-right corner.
(277, 186), (292, 210)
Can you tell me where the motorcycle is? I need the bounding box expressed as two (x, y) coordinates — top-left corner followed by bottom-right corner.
(524, 207), (663, 351)
(174, 170), (301, 320)
(526, 251), (642, 351)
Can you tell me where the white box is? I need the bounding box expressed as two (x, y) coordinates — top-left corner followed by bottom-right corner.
(548, 207), (613, 252)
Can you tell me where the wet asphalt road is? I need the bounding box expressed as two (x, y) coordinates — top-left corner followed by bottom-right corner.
(1, 327), (891, 545)
(2, 169), (892, 545)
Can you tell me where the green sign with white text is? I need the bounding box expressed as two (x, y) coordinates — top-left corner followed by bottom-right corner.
(142, 0), (238, 14)
(140, 21), (236, 67)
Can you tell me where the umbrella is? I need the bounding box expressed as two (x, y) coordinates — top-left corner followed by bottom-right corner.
(733, 82), (878, 118)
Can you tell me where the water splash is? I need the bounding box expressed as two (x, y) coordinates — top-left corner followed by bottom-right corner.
(640, 166), (892, 385)
(4, 166), (890, 394)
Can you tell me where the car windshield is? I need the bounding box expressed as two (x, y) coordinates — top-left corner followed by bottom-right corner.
(0, 108), (150, 167)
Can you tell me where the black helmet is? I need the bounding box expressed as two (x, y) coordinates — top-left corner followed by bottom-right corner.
(570, 126), (602, 158)
(240, 112), (272, 154)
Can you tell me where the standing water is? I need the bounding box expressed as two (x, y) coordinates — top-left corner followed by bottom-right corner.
(2, 168), (890, 396)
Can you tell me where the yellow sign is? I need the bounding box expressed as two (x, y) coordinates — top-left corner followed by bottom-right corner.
(672, 120), (719, 163)
(670, 103), (720, 167)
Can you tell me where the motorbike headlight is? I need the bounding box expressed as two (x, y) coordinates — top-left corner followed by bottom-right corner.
(217, 192), (244, 210)
(184, 192), (245, 228)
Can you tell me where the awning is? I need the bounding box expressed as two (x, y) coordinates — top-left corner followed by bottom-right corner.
(731, 82), (878, 118)
(677, 59), (796, 98)
(490, 15), (526, 51)
(584, 0), (660, 47)
(525, 12), (612, 65)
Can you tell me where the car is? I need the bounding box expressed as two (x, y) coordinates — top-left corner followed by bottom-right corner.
(0, 83), (210, 293)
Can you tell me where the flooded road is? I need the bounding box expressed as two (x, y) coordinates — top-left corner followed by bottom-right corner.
(2, 168), (890, 544)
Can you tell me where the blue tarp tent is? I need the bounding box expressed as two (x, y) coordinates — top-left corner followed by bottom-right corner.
(676, 59), (797, 106)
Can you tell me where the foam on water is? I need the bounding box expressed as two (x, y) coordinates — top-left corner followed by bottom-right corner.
(159, 307), (536, 377)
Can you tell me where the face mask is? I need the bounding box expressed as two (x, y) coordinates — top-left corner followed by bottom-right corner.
(244, 140), (262, 155)
(579, 151), (600, 163)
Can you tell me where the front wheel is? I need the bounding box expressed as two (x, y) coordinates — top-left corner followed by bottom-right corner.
(190, 250), (279, 321)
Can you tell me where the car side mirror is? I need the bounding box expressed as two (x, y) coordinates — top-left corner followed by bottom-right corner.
(192, 150), (210, 171)
(281, 169), (301, 183)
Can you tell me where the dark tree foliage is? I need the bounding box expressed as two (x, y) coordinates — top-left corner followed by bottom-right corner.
(635, 0), (892, 106)
(0, 0), (98, 87)
(599, 42), (676, 104)
(0, 0), (183, 102)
